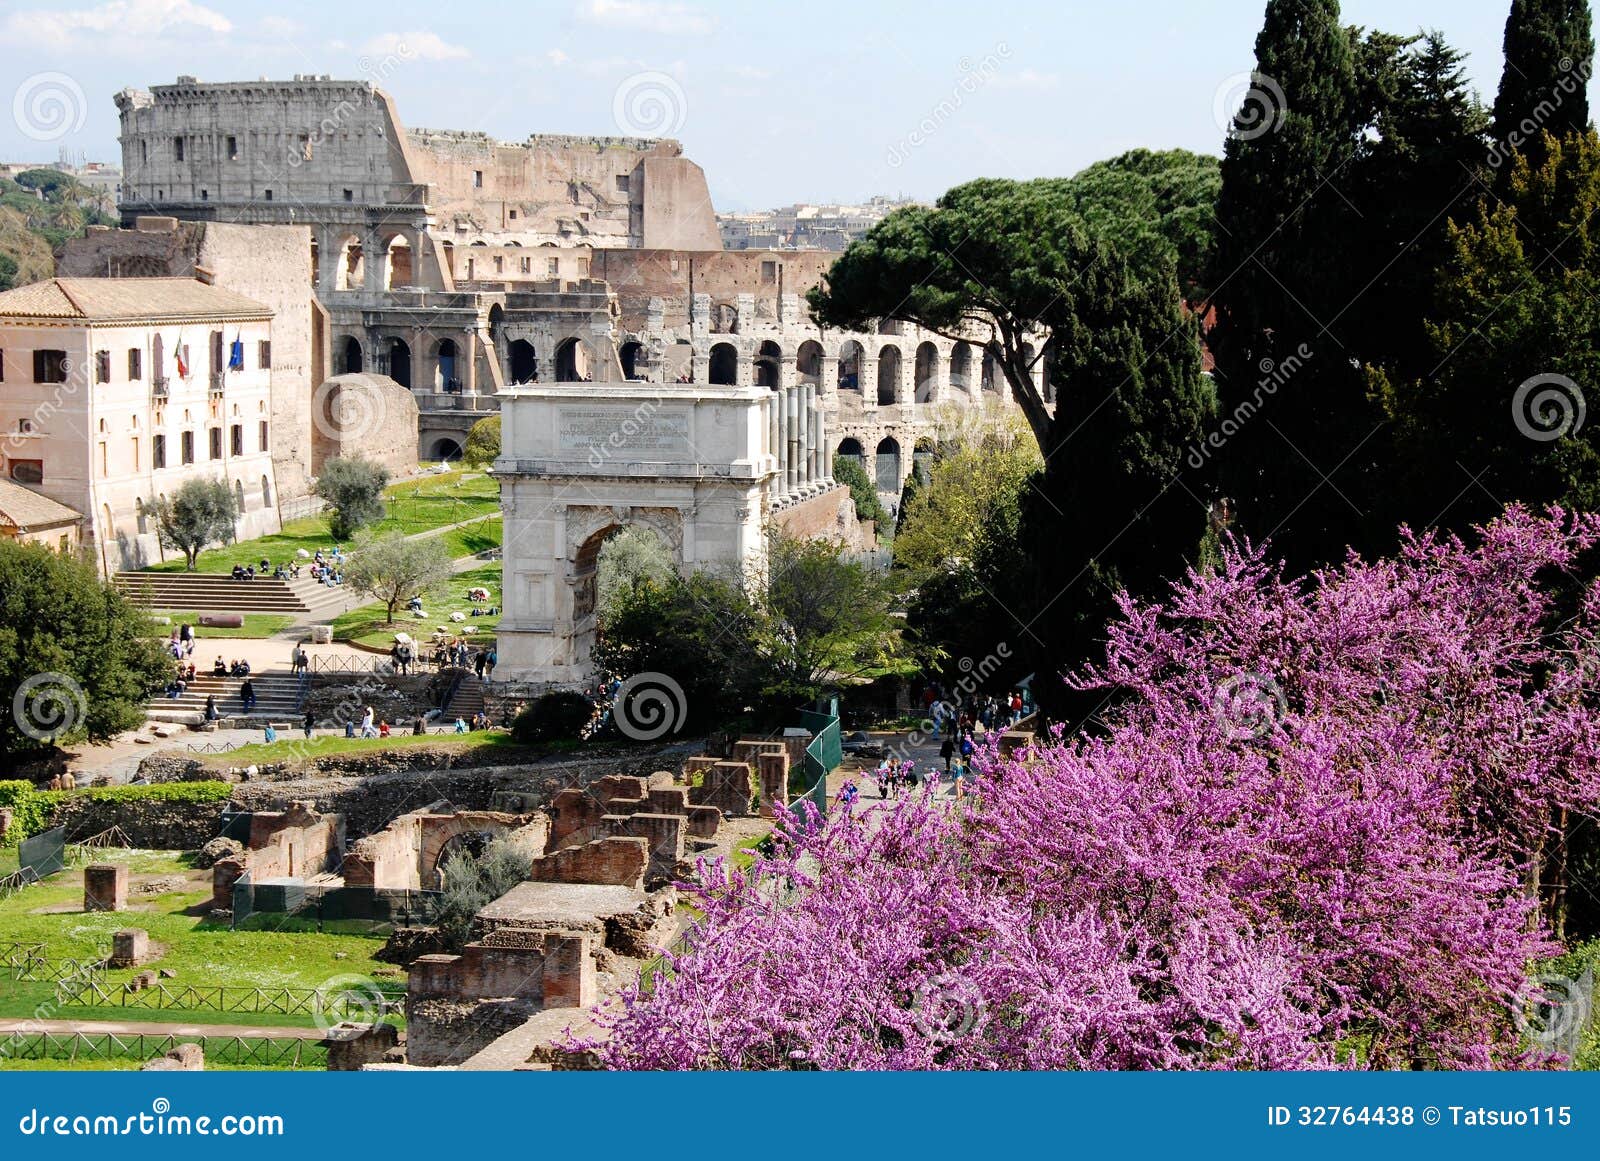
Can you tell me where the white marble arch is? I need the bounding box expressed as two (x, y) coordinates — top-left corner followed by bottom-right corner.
(492, 382), (778, 682)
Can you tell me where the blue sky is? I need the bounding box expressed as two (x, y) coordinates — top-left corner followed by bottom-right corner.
(1, 0), (1593, 210)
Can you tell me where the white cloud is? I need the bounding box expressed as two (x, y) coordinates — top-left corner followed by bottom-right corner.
(546, 48), (570, 67)
(4, 0), (231, 48)
(361, 30), (470, 62)
(730, 64), (770, 81)
(576, 0), (715, 36)
(255, 15), (302, 39)
(991, 68), (1061, 92)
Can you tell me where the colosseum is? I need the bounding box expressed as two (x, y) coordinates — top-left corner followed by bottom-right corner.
(106, 74), (1055, 503)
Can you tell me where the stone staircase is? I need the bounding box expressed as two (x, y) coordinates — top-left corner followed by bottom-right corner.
(145, 671), (303, 726)
(441, 669), (485, 720)
(286, 575), (360, 618)
(114, 572), (310, 614)
(113, 571), (357, 622)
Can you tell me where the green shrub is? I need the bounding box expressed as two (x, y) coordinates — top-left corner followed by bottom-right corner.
(832, 454), (889, 526)
(0, 779), (233, 844)
(0, 780), (55, 843)
(510, 691), (595, 744)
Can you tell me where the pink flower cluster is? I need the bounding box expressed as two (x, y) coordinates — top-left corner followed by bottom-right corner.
(595, 508), (1600, 1070)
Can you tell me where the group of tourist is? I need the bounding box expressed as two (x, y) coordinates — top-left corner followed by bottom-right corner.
(231, 556), (303, 581)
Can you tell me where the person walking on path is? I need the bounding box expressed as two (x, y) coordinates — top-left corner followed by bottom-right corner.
(302, 710), (315, 739)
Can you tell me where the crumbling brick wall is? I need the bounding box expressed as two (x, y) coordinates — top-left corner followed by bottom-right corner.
(212, 801), (343, 909)
(409, 928), (595, 1009)
(528, 837), (649, 891)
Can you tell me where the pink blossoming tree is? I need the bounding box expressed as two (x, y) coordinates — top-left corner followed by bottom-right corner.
(594, 508), (1600, 1069)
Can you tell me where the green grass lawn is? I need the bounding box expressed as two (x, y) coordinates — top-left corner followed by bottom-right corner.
(331, 561), (502, 651)
(138, 612), (295, 639)
(434, 515), (502, 560)
(203, 728), (521, 767)
(142, 469), (501, 574)
(0, 849), (397, 1031)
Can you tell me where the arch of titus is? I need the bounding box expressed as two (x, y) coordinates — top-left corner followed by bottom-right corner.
(494, 378), (832, 682)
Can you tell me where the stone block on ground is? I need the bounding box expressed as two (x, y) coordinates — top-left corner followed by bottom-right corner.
(83, 863), (128, 912)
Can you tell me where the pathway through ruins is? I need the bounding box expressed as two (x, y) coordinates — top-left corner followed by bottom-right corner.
(0, 1018), (328, 1040)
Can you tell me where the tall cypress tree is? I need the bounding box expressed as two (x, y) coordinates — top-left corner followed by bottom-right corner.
(1492, 0), (1594, 149)
(1207, 0), (1377, 572)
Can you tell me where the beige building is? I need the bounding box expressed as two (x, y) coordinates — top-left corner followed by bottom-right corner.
(0, 277), (280, 574)
(0, 476), (82, 551)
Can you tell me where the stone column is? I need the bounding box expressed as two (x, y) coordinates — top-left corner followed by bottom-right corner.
(766, 392), (780, 507)
(411, 325), (425, 395)
(861, 356), (879, 411)
(785, 387), (800, 494)
(806, 383), (819, 489)
(776, 387), (790, 499)
(820, 355), (839, 402)
(363, 228), (384, 294)
(929, 347), (949, 405)
(816, 400), (829, 481)
(464, 330), (478, 396)
(780, 354), (797, 391)
(797, 383), (811, 487)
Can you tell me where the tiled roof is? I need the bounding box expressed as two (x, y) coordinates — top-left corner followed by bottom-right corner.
(0, 478), (82, 531)
(0, 278), (272, 323)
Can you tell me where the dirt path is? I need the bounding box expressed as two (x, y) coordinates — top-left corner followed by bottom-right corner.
(0, 1018), (325, 1040)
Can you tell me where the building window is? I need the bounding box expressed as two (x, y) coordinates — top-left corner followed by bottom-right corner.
(227, 135), (238, 160)
(131, 436), (139, 471)
(181, 430), (194, 464)
(210, 330), (224, 375)
(98, 442), (107, 476)
(473, 170), (483, 188)
(152, 433), (166, 469)
(259, 420), (269, 451)
(258, 340), (271, 369)
(230, 424), (243, 455)
(95, 350), (111, 383)
(174, 137), (184, 161)
(547, 258), (559, 276)
(520, 257), (531, 274)
(343, 188), (353, 202)
(615, 174), (629, 192)
(33, 350), (67, 384)
(264, 189), (273, 201)
(208, 427), (222, 460)
(0, 349), (5, 381)
(508, 209), (517, 220)
(761, 260), (778, 284)
(494, 256), (503, 273)
(9, 460), (42, 484)
(16, 419), (33, 434)
(299, 134), (311, 161)
(200, 189), (208, 201)
(128, 348), (141, 380)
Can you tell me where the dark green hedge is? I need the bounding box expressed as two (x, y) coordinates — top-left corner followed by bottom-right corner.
(0, 779), (233, 843)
